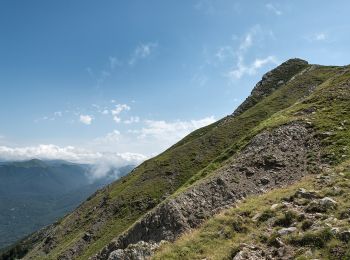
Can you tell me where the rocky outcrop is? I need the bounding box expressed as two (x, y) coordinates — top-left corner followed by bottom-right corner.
(232, 58), (309, 116)
(231, 172), (346, 259)
(107, 241), (164, 260)
(233, 244), (266, 260)
(93, 122), (321, 259)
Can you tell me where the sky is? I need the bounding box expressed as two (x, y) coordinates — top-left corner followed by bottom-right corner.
(1, 0), (350, 169)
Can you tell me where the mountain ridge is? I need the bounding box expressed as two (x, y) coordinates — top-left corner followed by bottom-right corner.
(2, 58), (350, 260)
(0, 159), (134, 252)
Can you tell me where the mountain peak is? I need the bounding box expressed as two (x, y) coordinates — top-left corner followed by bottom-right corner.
(232, 58), (309, 116)
(9, 159), (48, 168)
(281, 58), (308, 66)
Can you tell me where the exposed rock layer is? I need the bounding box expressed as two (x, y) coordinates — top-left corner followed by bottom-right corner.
(95, 122), (321, 259)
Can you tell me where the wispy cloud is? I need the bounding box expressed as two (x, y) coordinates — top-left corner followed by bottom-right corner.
(194, 0), (240, 15)
(265, 3), (282, 16)
(307, 32), (328, 42)
(87, 42), (158, 88)
(111, 104), (131, 123)
(124, 116), (140, 124)
(94, 130), (121, 144)
(131, 116), (215, 142)
(79, 114), (93, 125)
(227, 56), (278, 80)
(223, 25), (278, 80)
(109, 56), (122, 69)
(54, 111), (62, 117)
(194, 0), (215, 14)
(192, 73), (209, 87)
(129, 42), (158, 65)
(87, 55), (121, 88)
(34, 111), (64, 123)
(215, 46), (235, 62)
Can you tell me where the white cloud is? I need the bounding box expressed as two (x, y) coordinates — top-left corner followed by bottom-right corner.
(86, 67), (94, 77)
(124, 116), (140, 124)
(192, 73), (208, 87)
(194, 0), (215, 14)
(223, 26), (278, 81)
(111, 104), (131, 115)
(129, 42), (158, 65)
(215, 46), (235, 62)
(54, 111), (62, 117)
(109, 56), (121, 69)
(266, 3), (282, 16)
(308, 32), (327, 41)
(35, 111), (65, 122)
(111, 104), (130, 123)
(113, 117), (121, 123)
(94, 130), (121, 144)
(239, 32), (254, 52)
(0, 144), (147, 179)
(79, 115), (93, 125)
(132, 116), (215, 142)
(227, 56), (278, 80)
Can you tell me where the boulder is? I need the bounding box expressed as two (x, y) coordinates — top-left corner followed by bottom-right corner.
(277, 227), (297, 236)
(233, 245), (266, 260)
(306, 197), (337, 213)
(295, 188), (319, 199)
(338, 230), (350, 242)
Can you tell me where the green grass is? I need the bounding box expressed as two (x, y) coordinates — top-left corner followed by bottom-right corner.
(21, 61), (316, 259)
(8, 62), (349, 260)
(154, 161), (350, 260)
(153, 176), (316, 260)
(154, 67), (350, 260)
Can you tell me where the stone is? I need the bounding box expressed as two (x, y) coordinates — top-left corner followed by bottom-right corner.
(295, 188), (319, 199)
(321, 131), (335, 137)
(252, 213), (262, 222)
(338, 230), (350, 242)
(306, 197), (337, 213)
(108, 241), (161, 260)
(277, 227), (297, 235)
(233, 245), (266, 260)
(82, 232), (92, 242)
(331, 227), (340, 235)
(260, 177), (270, 185)
(320, 197), (337, 208)
(270, 204), (279, 210)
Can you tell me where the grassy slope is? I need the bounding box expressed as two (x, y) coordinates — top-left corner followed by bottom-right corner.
(75, 63), (341, 259)
(16, 61), (310, 260)
(154, 162), (350, 260)
(5, 60), (330, 260)
(153, 66), (350, 259)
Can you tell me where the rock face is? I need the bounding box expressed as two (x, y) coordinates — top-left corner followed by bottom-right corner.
(93, 122), (321, 259)
(232, 58), (309, 117)
(233, 245), (266, 260)
(306, 197), (338, 213)
(107, 241), (162, 260)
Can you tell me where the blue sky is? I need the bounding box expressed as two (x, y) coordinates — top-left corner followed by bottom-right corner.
(0, 0), (350, 166)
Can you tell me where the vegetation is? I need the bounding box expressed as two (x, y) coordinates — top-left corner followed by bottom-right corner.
(4, 59), (350, 260)
(154, 64), (350, 259)
(154, 161), (350, 259)
(18, 59), (312, 259)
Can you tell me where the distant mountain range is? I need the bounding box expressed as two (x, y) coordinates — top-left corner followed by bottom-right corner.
(0, 159), (134, 250)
